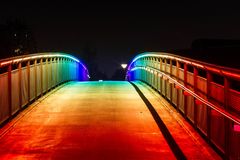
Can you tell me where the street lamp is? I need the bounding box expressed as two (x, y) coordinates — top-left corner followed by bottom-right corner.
(121, 64), (127, 69)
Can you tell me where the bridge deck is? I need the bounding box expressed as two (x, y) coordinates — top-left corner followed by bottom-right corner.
(0, 81), (221, 159)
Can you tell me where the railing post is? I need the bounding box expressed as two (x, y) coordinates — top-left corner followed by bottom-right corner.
(160, 58), (163, 71)
(50, 58), (52, 89)
(169, 59), (173, 102)
(64, 58), (66, 82)
(184, 63), (188, 115)
(157, 58), (160, 91)
(56, 58), (59, 85)
(53, 58), (55, 86)
(150, 58), (153, 86)
(176, 61), (180, 110)
(63, 58), (65, 82)
(142, 59), (144, 81)
(154, 58), (157, 89)
(68, 59), (70, 81)
(141, 60), (143, 81)
(160, 58), (163, 94)
(164, 58), (167, 97)
(147, 58), (150, 84)
(60, 58), (63, 83)
(224, 77), (230, 160)
(18, 62), (22, 109)
(169, 59), (172, 75)
(153, 58), (155, 88)
(164, 58), (167, 72)
(193, 67), (198, 126)
(34, 59), (37, 98)
(206, 71), (212, 140)
(46, 58), (48, 92)
(8, 64), (12, 116)
(40, 58), (43, 96)
(27, 61), (30, 103)
(144, 59), (147, 82)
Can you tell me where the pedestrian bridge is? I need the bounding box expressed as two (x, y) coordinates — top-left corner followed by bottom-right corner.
(0, 52), (239, 160)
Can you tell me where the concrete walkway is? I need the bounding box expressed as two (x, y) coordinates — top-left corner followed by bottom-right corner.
(0, 81), (221, 159)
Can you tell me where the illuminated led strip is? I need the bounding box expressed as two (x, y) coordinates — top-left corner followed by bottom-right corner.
(128, 52), (204, 70)
(128, 52), (240, 80)
(129, 66), (240, 125)
(0, 53), (87, 70)
(0, 53), (90, 80)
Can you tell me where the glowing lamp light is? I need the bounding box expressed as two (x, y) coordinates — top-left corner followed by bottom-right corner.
(121, 64), (127, 69)
(233, 124), (240, 132)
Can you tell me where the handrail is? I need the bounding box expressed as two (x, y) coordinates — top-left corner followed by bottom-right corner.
(130, 66), (240, 125)
(128, 52), (240, 80)
(127, 51), (240, 159)
(0, 52), (88, 73)
(0, 52), (89, 127)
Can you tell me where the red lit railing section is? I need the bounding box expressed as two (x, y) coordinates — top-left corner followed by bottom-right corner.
(127, 52), (240, 159)
(0, 53), (89, 126)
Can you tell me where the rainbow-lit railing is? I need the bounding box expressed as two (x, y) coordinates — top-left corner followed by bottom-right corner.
(127, 52), (240, 159)
(0, 52), (89, 125)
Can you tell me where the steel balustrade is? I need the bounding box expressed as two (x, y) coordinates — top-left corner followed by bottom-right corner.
(0, 52), (89, 126)
(127, 52), (240, 160)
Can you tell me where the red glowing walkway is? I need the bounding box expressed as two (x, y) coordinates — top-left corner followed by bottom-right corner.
(0, 81), (220, 159)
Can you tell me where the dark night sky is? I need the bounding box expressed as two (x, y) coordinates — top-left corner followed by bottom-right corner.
(1, 1), (240, 77)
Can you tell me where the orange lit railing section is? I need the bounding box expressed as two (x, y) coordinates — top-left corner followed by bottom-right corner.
(127, 52), (240, 159)
(0, 52), (89, 126)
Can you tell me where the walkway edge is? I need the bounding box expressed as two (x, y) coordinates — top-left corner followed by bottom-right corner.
(129, 81), (187, 160)
(0, 82), (70, 139)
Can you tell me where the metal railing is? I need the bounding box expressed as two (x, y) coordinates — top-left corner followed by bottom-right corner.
(0, 52), (89, 126)
(127, 52), (240, 160)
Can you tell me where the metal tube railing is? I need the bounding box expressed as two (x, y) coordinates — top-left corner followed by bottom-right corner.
(127, 52), (240, 160)
(130, 66), (240, 125)
(0, 52), (89, 126)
